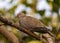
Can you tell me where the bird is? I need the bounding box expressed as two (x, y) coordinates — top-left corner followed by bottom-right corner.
(17, 13), (54, 37)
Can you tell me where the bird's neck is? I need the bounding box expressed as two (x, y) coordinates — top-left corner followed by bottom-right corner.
(19, 16), (25, 20)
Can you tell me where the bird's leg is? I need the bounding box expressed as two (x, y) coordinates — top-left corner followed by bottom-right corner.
(33, 32), (42, 41)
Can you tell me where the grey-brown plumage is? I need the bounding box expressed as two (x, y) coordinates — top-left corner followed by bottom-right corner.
(17, 13), (54, 36)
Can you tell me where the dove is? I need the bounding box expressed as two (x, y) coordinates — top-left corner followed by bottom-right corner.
(17, 13), (54, 37)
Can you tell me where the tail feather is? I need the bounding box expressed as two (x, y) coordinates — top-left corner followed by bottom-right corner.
(33, 27), (55, 37)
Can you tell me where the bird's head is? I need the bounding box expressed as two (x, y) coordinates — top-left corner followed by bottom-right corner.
(17, 13), (26, 18)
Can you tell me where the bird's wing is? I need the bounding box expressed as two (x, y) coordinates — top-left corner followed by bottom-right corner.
(19, 16), (46, 30)
(33, 27), (49, 33)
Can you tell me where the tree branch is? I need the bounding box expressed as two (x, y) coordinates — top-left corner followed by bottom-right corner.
(0, 25), (20, 43)
(0, 15), (40, 40)
(42, 33), (55, 43)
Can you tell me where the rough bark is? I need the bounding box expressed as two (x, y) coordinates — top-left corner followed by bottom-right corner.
(0, 25), (20, 43)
